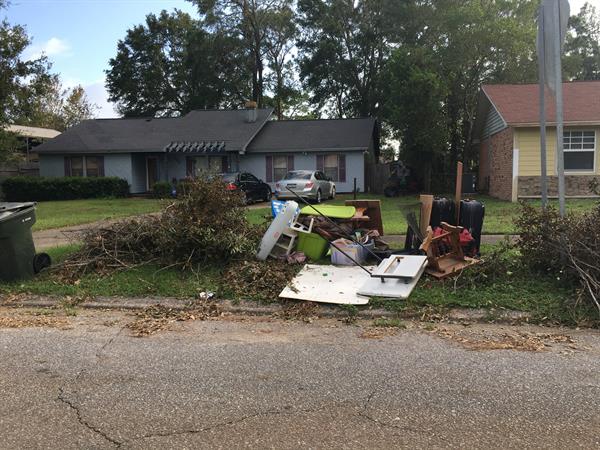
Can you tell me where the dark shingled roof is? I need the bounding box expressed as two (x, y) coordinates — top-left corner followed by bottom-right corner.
(246, 118), (378, 153)
(36, 109), (273, 154)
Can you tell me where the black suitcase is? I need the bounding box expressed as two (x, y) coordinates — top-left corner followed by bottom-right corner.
(459, 199), (485, 254)
(430, 197), (456, 228)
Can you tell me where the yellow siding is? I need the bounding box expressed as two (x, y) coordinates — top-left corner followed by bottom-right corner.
(516, 126), (600, 176)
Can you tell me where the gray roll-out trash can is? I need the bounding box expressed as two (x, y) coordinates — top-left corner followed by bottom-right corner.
(0, 202), (51, 282)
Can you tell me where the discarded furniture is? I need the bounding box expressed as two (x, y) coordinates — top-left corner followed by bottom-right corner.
(300, 204), (356, 219)
(257, 201), (299, 260)
(420, 222), (479, 279)
(357, 255), (428, 299)
(280, 264), (372, 305)
(344, 199), (384, 235)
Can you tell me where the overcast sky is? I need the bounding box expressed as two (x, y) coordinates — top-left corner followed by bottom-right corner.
(4, 0), (598, 119)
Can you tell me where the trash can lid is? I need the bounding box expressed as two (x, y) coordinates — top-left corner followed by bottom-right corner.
(0, 202), (36, 223)
(0, 202), (36, 212)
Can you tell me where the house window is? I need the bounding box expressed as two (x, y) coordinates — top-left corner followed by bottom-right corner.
(273, 156), (289, 181)
(86, 156), (101, 177)
(186, 156), (228, 177)
(563, 130), (596, 172)
(324, 154), (340, 181)
(65, 156), (104, 177)
(317, 154), (346, 182)
(66, 157), (84, 177)
(266, 155), (293, 182)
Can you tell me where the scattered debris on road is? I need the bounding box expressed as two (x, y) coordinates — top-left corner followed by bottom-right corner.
(126, 303), (222, 337)
(429, 326), (580, 352)
(0, 313), (71, 329)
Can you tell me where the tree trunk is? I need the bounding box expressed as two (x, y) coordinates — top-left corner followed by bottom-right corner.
(276, 71), (283, 120)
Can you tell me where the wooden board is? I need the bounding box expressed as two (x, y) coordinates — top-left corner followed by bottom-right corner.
(455, 162), (463, 224)
(419, 194), (433, 236)
(425, 256), (479, 279)
(279, 264), (373, 305)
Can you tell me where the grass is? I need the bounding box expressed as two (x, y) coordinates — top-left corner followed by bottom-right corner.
(31, 193), (599, 235)
(0, 245), (222, 298)
(1, 241), (593, 326)
(252, 193), (599, 235)
(33, 198), (163, 231)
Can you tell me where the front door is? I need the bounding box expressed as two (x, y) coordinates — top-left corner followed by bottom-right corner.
(146, 157), (159, 191)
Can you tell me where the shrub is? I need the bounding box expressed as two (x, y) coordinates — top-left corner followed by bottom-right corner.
(1, 176), (129, 201)
(152, 181), (172, 199)
(515, 202), (600, 320)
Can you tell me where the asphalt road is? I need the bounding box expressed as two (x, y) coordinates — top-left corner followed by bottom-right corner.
(1, 308), (599, 449)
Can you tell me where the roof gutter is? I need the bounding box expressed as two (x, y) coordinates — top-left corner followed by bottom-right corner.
(510, 121), (600, 127)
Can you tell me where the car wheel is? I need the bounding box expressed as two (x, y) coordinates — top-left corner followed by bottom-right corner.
(316, 189), (322, 204)
(264, 189), (272, 203)
(330, 187), (336, 199)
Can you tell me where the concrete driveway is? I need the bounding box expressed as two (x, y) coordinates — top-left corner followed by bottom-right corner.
(1, 308), (598, 449)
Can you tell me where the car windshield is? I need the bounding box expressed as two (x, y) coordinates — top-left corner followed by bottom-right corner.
(284, 171), (312, 180)
(220, 173), (238, 182)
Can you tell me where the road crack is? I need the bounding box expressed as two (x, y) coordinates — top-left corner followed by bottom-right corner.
(125, 406), (330, 444)
(357, 389), (444, 440)
(57, 387), (121, 447)
(56, 326), (125, 448)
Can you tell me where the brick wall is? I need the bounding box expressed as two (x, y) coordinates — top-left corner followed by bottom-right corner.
(480, 128), (514, 201)
(518, 175), (600, 197)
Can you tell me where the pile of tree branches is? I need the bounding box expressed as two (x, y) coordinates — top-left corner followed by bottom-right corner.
(56, 177), (265, 280)
(515, 202), (600, 318)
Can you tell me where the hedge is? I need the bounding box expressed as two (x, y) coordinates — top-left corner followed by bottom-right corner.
(1, 176), (130, 201)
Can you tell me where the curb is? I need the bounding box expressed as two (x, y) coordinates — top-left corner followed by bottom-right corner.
(1, 294), (533, 324)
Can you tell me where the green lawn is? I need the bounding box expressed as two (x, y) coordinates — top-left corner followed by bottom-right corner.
(33, 198), (164, 231)
(261, 193), (598, 235)
(1, 242), (592, 326)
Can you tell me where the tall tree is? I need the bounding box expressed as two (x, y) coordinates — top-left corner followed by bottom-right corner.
(384, 48), (448, 191)
(106, 9), (249, 117)
(564, 2), (600, 80)
(191, 0), (295, 109)
(17, 77), (96, 131)
(0, 0), (53, 160)
(263, 4), (297, 119)
(380, 0), (539, 186)
(297, 0), (389, 118)
(62, 85), (96, 129)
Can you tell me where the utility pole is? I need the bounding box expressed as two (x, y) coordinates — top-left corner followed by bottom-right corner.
(538, 0), (569, 216)
(553, 0), (566, 217)
(537, 5), (548, 209)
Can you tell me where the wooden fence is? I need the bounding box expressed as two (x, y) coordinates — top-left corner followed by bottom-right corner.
(366, 162), (391, 194)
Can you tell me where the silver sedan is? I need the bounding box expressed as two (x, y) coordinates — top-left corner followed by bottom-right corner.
(275, 170), (336, 203)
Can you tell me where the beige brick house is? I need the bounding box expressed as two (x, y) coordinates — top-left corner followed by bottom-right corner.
(473, 81), (600, 201)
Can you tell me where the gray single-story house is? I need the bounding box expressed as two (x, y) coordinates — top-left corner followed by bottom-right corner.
(36, 107), (380, 194)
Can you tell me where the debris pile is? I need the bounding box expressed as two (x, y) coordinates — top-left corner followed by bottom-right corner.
(269, 163), (485, 306)
(516, 202), (600, 317)
(57, 177), (265, 279)
(222, 259), (301, 302)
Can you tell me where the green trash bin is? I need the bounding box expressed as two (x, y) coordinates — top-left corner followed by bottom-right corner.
(0, 202), (50, 282)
